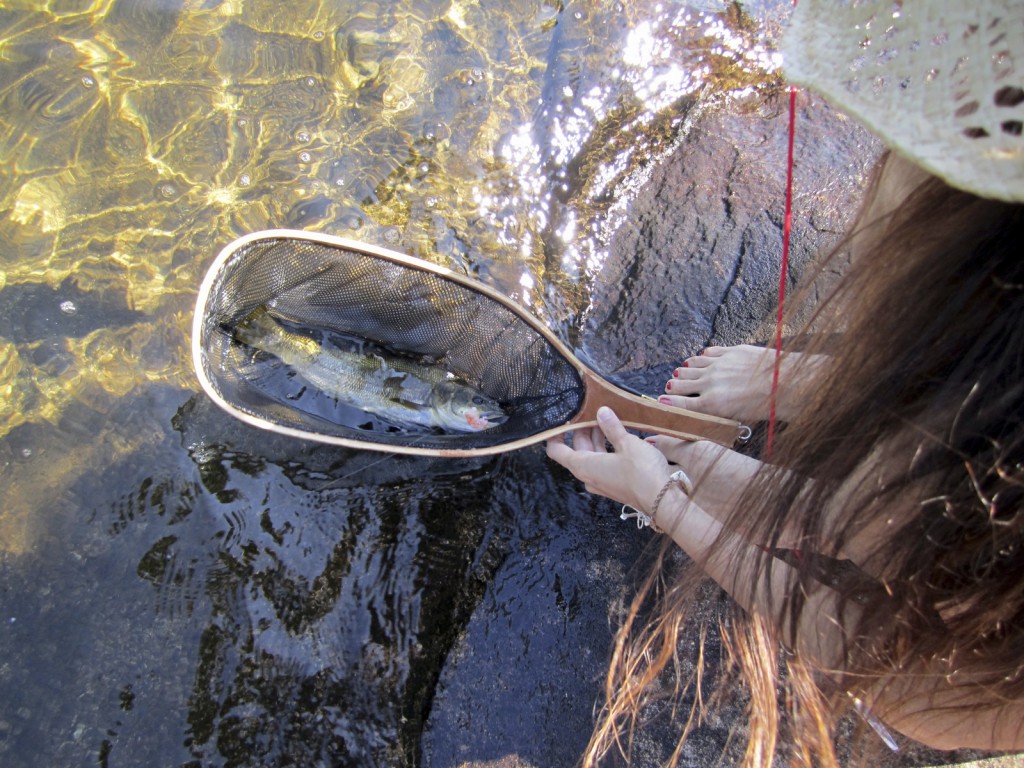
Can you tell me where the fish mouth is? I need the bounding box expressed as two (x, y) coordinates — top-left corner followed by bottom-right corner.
(462, 407), (507, 432)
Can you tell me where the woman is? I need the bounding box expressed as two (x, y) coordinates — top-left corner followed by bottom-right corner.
(547, 2), (1024, 763)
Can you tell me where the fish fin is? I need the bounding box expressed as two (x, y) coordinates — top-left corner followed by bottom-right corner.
(396, 376), (433, 406)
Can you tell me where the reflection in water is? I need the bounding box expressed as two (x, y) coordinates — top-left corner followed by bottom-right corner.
(0, 0), (784, 764)
(168, 433), (503, 766)
(170, 394), (506, 761)
(496, 1), (780, 300)
(0, 392), (513, 766)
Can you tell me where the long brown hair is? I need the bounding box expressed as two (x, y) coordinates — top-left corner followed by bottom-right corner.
(585, 153), (1024, 765)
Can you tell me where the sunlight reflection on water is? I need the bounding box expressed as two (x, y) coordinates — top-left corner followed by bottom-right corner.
(0, 1), (782, 765)
(0, 0), (777, 457)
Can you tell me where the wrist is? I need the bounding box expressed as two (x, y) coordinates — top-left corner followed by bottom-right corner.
(621, 469), (693, 532)
(650, 470), (693, 532)
(651, 484), (688, 532)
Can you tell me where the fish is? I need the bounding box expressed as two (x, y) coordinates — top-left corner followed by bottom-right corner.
(232, 308), (506, 433)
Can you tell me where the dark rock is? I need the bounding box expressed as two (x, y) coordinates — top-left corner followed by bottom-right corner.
(419, 91), (874, 767)
(420, 91), (976, 768)
(583, 92), (881, 394)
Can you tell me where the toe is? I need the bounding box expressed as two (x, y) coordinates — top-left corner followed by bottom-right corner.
(665, 379), (701, 395)
(683, 356), (713, 370)
(660, 391), (726, 418)
(659, 394), (696, 410)
(671, 367), (703, 382)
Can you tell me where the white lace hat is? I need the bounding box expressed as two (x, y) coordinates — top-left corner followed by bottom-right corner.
(783, 0), (1024, 202)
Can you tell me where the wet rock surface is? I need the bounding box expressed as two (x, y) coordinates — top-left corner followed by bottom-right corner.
(0, 87), (999, 768)
(419, 95), (999, 767)
(1, 3), (1012, 767)
(583, 92), (880, 392)
(421, 91), (880, 768)
(0, 277), (144, 344)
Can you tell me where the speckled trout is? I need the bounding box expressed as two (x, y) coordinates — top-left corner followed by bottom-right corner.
(234, 308), (506, 432)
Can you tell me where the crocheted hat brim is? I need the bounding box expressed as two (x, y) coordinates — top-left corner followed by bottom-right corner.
(783, 0), (1024, 202)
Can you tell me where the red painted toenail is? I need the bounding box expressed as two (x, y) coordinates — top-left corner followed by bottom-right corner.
(659, 397), (671, 405)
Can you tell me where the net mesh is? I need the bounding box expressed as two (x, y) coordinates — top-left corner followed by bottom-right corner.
(195, 236), (585, 451)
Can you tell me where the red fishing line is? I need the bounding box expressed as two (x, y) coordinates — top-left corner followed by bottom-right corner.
(766, 82), (798, 459)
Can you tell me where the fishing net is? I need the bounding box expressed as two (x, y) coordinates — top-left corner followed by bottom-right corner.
(193, 232), (586, 453)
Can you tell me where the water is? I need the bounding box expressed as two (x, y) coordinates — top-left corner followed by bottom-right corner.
(0, 1), (781, 765)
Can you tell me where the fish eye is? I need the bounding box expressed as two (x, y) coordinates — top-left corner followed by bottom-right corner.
(473, 395), (485, 405)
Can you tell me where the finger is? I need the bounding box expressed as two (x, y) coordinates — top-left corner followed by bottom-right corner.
(590, 424), (606, 451)
(651, 435), (725, 473)
(572, 428), (592, 452)
(647, 433), (686, 449)
(595, 406), (630, 450)
(545, 437), (575, 469)
(648, 434), (693, 464)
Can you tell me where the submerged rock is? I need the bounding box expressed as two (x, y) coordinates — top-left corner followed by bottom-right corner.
(0, 277), (143, 343)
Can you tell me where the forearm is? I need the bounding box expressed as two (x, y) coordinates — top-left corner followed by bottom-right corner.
(660, 493), (1024, 751)
(654, 438), (833, 553)
(862, 659), (1024, 751)
(664, 440), (884, 566)
(657, 487), (851, 668)
(547, 408), (851, 666)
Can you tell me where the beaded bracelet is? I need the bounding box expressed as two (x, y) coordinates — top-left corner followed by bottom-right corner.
(620, 469), (694, 532)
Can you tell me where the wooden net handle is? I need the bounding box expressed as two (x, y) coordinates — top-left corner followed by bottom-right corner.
(572, 367), (746, 446)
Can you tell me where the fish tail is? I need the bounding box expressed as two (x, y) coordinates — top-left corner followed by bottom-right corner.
(234, 306), (280, 346)
(233, 306), (317, 365)
(239, 308), (325, 369)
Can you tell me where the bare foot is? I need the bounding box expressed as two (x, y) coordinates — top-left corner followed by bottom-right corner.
(659, 344), (827, 423)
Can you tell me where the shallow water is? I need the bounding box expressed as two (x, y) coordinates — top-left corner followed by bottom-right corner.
(0, 1), (781, 765)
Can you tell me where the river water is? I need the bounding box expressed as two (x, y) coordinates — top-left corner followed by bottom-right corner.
(0, 1), (783, 765)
